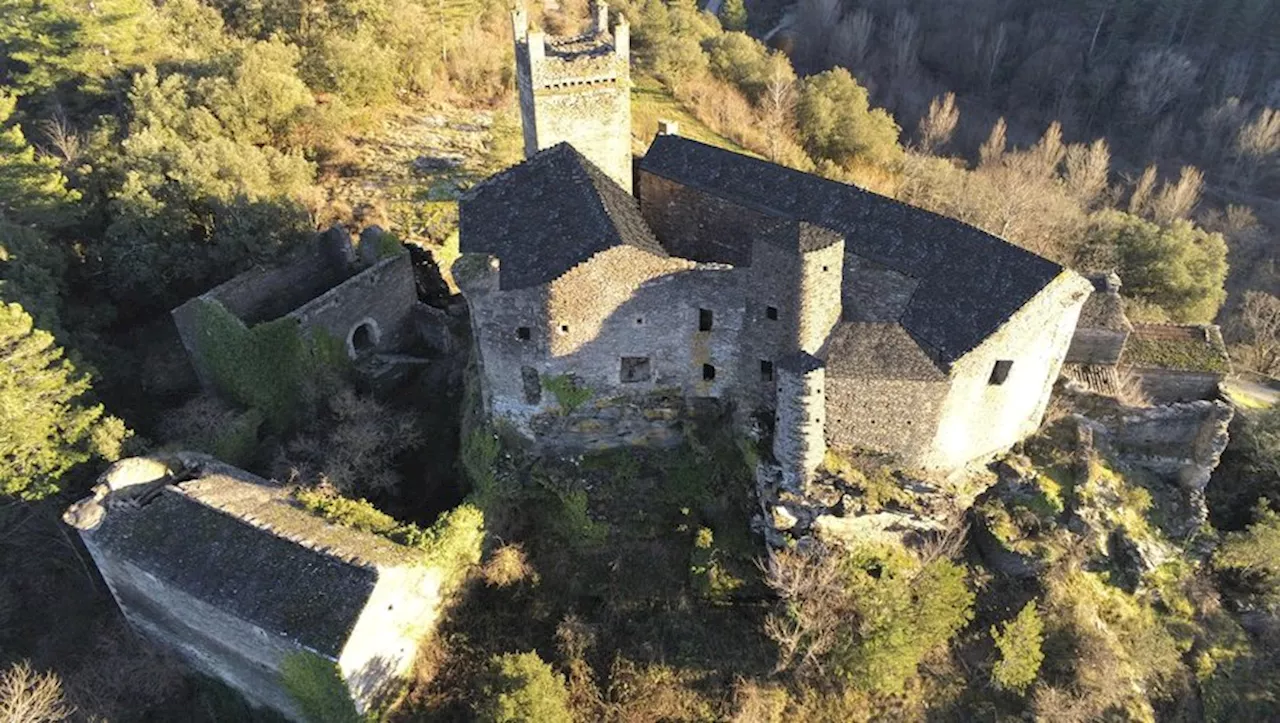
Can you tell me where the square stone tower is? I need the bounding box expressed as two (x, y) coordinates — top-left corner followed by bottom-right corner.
(512, 3), (633, 191)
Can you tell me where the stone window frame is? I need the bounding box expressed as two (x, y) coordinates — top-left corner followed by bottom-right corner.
(620, 356), (652, 383)
(766, 305), (779, 321)
(516, 326), (531, 341)
(702, 363), (716, 381)
(698, 308), (713, 331)
(989, 359), (1014, 385)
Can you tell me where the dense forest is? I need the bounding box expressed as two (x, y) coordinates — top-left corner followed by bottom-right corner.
(1, 0), (1279, 720)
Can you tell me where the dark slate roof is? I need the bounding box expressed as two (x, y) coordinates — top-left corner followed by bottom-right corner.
(86, 486), (375, 657)
(460, 143), (668, 290)
(778, 351), (824, 374)
(640, 135), (1067, 366)
(824, 322), (949, 381)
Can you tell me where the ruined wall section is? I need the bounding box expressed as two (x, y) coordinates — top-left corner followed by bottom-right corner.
(1130, 368), (1224, 404)
(287, 250), (417, 359)
(927, 271), (1092, 469)
(1066, 328), (1128, 365)
(459, 244), (750, 445)
(514, 9), (632, 191)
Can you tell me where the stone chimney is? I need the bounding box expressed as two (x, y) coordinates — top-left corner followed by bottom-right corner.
(511, 5), (528, 42)
(527, 30), (545, 64)
(593, 1), (608, 34)
(614, 15), (630, 60)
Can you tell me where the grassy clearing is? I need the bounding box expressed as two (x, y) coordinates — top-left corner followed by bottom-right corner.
(630, 75), (752, 156)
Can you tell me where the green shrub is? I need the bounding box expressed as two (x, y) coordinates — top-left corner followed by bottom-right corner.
(477, 652), (572, 723)
(689, 527), (744, 602)
(191, 299), (330, 432)
(279, 652), (359, 723)
(462, 426), (501, 501)
(1213, 503), (1280, 608)
(543, 374), (591, 415)
(294, 488), (485, 587)
(991, 601), (1045, 693)
(835, 555), (974, 694)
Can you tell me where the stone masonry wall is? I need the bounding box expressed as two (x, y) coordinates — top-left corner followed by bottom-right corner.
(287, 250), (417, 359)
(339, 566), (443, 710)
(1065, 328), (1128, 365)
(774, 358), (826, 487)
(514, 13), (632, 192)
(81, 543), (308, 720)
(460, 244), (745, 442)
(825, 376), (949, 462)
(1130, 367), (1224, 404)
(927, 271), (1092, 469)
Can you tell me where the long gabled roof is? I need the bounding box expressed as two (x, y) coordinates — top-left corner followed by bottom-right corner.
(639, 135), (1066, 366)
(71, 458), (421, 658)
(460, 143), (667, 290)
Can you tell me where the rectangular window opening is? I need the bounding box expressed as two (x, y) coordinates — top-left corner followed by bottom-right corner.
(766, 305), (779, 320)
(702, 363), (716, 381)
(516, 326), (531, 340)
(760, 359), (774, 382)
(989, 360), (1013, 386)
(698, 308), (713, 331)
(620, 356), (652, 383)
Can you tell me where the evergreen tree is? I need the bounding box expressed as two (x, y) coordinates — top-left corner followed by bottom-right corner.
(719, 0), (748, 32)
(0, 303), (126, 501)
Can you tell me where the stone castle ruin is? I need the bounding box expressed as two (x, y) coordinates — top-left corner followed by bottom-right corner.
(63, 454), (444, 721)
(171, 226), (419, 385)
(459, 4), (1094, 480)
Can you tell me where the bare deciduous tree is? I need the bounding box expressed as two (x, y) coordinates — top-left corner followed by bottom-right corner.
(1200, 98), (1249, 170)
(0, 661), (73, 723)
(1128, 165), (1158, 216)
(1125, 48), (1197, 120)
(1235, 107), (1280, 188)
(829, 9), (873, 72)
(887, 10), (919, 89)
(1150, 165), (1203, 225)
(1027, 121), (1067, 179)
(1232, 291), (1280, 375)
(917, 92), (959, 154)
(1063, 138), (1111, 208)
(761, 545), (846, 676)
(979, 116), (1008, 168)
(794, 0), (842, 69)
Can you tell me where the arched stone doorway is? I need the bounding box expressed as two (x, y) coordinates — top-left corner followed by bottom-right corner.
(346, 318), (382, 359)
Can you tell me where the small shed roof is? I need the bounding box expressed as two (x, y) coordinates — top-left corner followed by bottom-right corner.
(1122, 324), (1230, 373)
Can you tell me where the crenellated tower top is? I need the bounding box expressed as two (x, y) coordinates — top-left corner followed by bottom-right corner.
(512, 2), (633, 191)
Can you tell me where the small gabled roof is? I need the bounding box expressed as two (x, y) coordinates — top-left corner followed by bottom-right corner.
(639, 135), (1066, 366)
(460, 143), (667, 290)
(825, 322), (948, 381)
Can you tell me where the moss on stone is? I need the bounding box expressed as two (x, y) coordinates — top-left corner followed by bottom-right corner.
(1123, 331), (1230, 373)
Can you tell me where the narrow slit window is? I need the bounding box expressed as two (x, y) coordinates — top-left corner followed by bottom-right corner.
(702, 363), (716, 381)
(516, 326), (531, 340)
(989, 360), (1013, 385)
(699, 308), (713, 331)
(766, 306), (779, 320)
(559, 324), (569, 334)
(760, 360), (774, 382)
